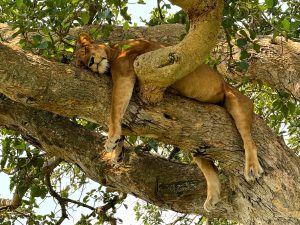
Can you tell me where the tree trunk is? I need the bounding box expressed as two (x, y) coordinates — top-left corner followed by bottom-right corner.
(0, 43), (299, 224)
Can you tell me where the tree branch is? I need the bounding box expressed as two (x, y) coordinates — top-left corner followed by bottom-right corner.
(42, 157), (67, 225)
(95, 193), (127, 225)
(217, 37), (300, 101)
(1, 23), (299, 99)
(134, 0), (224, 103)
(0, 43), (299, 224)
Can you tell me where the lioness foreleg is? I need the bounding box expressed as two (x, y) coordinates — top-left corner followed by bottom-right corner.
(224, 85), (263, 181)
(193, 157), (221, 211)
(105, 75), (136, 163)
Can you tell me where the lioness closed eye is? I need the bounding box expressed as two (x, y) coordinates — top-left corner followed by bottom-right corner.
(75, 33), (264, 212)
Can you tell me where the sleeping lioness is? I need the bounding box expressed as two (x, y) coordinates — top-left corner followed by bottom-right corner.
(75, 33), (263, 211)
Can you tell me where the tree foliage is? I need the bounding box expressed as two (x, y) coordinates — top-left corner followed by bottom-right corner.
(0, 0), (299, 225)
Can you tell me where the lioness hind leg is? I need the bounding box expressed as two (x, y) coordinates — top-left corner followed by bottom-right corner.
(104, 75), (136, 163)
(193, 157), (221, 212)
(224, 85), (263, 181)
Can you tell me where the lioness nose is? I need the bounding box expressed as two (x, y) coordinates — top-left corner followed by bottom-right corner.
(88, 56), (95, 67)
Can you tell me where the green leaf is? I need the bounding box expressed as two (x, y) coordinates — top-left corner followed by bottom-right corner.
(61, 186), (70, 198)
(32, 157), (45, 168)
(252, 43), (261, 53)
(148, 139), (158, 151)
(281, 105), (289, 118)
(121, 44), (130, 49)
(236, 38), (248, 48)
(272, 99), (281, 109)
(39, 186), (48, 199)
(32, 34), (42, 43)
(15, 141), (26, 150)
(240, 50), (250, 60)
(83, 195), (89, 203)
(258, 4), (268, 11)
(128, 136), (137, 144)
(38, 41), (49, 49)
(236, 61), (249, 71)
(2, 138), (12, 153)
(273, 30), (279, 40)
(287, 102), (296, 115)
(16, 0), (23, 8)
(222, 17), (234, 29)
(12, 29), (23, 38)
(290, 21), (300, 31)
(31, 184), (48, 198)
(265, 0), (273, 8)
(281, 19), (291, 31)
(239, 30), (250, 41)
(81, 11), (90, 25)
(123, 21), (129, 31)
(249, 30), (257, 40)
(1, 155), (8, 169)
(65, 47), (74, 53)
(18, 182), (29, 196)
(163, 4), (171, 9)
(41, 26), (50, 35)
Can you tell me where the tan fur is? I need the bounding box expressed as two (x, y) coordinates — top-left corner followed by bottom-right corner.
(76, 33), (263, 211)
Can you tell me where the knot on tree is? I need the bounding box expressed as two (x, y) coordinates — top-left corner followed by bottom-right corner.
(158, 52), (180, 68)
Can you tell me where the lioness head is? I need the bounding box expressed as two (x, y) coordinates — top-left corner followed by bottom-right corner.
(76, 33), (109, 75)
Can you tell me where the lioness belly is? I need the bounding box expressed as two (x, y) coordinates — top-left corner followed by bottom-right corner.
(171, 64), (225, 104)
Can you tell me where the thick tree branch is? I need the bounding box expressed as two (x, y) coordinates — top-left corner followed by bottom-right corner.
(1, 23), (299, 99)
(0, 96), (212, 214)
(133, 0), (224, 103)
(217, 37), (300, 101)
(0, 43), (299, 224)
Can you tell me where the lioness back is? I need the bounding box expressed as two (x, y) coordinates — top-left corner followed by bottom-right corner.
(170, 65), (225, 104)
(112, 39), (166, 60)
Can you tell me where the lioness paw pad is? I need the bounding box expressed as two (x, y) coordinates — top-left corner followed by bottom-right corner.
(203, 194), (220, 212)
(244, 163), (264, 181)
(104, 136), (121, 152)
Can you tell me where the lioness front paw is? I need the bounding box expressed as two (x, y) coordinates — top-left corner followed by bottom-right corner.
(110, 146), (125, 164)
(104, 136), (122, 152)
(203, 182), (221, 212)
(203, 192), (221, 212)
(244, 160), (264, 182)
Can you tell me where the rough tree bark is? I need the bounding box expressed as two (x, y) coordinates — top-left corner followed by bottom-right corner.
(0, 42), (299, 224)
(217, 37), (300, 101)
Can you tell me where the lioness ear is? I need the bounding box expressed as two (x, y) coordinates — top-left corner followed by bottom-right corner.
(78, 33), (93, 47)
